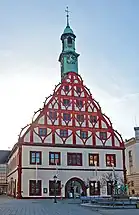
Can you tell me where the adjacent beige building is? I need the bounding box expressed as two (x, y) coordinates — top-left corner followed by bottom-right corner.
(125, 127), (139, 196)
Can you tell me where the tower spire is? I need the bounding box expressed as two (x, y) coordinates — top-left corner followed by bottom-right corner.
(59, 7), (80, 80)
(65, 6), (70, 26)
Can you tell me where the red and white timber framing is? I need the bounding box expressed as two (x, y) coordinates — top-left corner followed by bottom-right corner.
(7, 72), (126, 199)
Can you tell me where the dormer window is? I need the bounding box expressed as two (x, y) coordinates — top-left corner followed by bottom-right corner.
(76, 87), (81, 94)
(67, 37), (72, 46)
(63, 99), (70, 106)
(39, 128), (47, 136)
(76, 99), (83, 108)
(65, 85), (69, 92)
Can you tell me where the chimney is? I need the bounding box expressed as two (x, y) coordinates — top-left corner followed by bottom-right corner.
(134, 127), (139, 140)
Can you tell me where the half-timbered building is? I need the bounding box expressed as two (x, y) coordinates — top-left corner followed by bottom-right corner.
(7, 11), (126, 199)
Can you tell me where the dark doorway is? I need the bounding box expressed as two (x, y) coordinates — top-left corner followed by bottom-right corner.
(89, 181), (100, 195)
(65, 177), (86, 198)
(107, 181), (113, 195)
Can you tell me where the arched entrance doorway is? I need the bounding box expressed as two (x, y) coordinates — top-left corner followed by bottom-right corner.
(65, 177), (86, 198)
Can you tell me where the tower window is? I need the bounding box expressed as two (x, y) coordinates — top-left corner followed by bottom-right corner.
(67, 37), (72, 45)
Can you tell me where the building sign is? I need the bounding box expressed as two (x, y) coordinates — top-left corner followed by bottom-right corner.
(43, 188), (47, 194)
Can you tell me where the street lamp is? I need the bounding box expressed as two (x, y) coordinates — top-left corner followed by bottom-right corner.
(112, 163), (117, 196)
(94, 161), (98, 195)
(94, 161), (98, 179)
(53, 175), (58, 203)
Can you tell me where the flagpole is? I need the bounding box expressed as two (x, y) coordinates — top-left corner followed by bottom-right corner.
(56, 161), (58, 176)
(36, 161), (38, 184)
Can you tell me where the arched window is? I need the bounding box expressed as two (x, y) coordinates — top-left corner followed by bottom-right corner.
(67, 37), (72, 45)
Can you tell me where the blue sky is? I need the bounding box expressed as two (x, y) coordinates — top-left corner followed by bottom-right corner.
(0, 0), (139, 149)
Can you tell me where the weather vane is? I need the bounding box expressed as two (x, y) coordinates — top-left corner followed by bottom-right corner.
(65, 6), (70, 26)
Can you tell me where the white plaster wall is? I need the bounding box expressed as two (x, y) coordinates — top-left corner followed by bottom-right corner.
(101, 121), (107, 128)
(95, 136), (103, 146)
(38, 116), (45, 124)
(33, 132), (42, 143)
(24, 131), (31, 142)
(21, 168), (123, 197)
(55, 134), (63, 144)
(22, 146), (123, 170)
(114, 136), (120, 147)
(65, 135), (72, 144)
(76, 136), (83, 145)
(44, 133), (52, 143)
(22, 144), (124, 197)
(61, 120), (72, 126)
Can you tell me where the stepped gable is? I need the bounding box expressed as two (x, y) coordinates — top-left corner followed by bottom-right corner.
(20, 72), (124, 148)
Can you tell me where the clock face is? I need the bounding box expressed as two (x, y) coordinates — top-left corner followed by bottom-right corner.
(67, 54), (76, 64)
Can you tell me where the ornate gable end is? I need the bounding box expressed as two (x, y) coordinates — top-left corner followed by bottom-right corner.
(21, 72), (124, 149)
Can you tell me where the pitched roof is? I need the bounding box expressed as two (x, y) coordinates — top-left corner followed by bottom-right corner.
(20, 72), (124, 148)
(0, 150), (11, 164)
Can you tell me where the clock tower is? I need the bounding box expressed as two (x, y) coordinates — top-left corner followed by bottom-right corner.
(59, 7), (80, 80)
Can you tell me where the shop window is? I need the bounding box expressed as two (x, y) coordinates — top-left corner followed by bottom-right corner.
(49, 180), (61, 196)
(29, 180), (42, 196)
(89, 181), (100, 195)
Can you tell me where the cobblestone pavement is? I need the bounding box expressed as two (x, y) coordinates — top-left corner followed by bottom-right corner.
(0, 197), (138, 215)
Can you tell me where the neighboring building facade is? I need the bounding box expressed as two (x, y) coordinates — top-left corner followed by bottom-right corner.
(0, 150), (10, 194)
(125, 127), (139, 196)
(7, 12), (125, 199)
